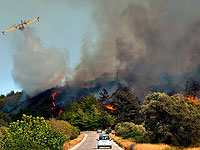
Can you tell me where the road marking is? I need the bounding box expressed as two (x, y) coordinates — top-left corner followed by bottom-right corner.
(69, 134), (88, 150)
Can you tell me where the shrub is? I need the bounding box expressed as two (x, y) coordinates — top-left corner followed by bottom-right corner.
(142, 92), (200, 147)
(115, 122), (149, 143)
(49, 118), (79, 140)
(135, 134), (150, 143)
(3, 140), (44, 150)
(0, 114), (68, 150)
(115, 122), (146, 136)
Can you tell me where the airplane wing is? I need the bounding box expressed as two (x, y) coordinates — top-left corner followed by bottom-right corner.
(25, 17), (40, 25)
(2, 26), (17, 35)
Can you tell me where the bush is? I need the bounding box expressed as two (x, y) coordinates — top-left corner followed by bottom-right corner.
(3, 140), (44, 150)
(0, 114), (68, 150)
(135, 134), (150, 143)
(115, 122), (149, 143)
(142, 92), (200, 147)
(115, 122), (146, 136)
(49, 118), (79, 140)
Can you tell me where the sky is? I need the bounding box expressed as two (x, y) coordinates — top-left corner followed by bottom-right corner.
(0, 0), (97, 95)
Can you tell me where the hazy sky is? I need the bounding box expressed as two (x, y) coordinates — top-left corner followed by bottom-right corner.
(0, 0), (97, 95)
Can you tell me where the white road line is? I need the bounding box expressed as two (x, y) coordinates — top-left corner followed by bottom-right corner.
(69, 134), (88, 150)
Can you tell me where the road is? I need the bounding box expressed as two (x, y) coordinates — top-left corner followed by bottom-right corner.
(72, 131), (123, 150)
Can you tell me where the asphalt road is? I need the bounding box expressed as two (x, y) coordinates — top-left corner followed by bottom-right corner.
(73, 131), (123, 150)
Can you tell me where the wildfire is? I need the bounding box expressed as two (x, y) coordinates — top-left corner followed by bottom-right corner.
(52, 91), (61, 100)
(58, 109), (64, 115)
(106, 104), (117, 110)
(51, 90), (63, 115)
(180, 96), (200, 105)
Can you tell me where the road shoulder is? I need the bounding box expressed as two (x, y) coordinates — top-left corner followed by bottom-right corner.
(63, 133), (87, 150)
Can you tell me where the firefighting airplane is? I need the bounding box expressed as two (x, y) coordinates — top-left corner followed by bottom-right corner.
(1, 17), (40, 35)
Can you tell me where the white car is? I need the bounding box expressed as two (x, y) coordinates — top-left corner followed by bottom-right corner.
(97, 134), (112, 149)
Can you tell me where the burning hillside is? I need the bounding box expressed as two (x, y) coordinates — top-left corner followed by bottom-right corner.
(1, 78), (200, 119)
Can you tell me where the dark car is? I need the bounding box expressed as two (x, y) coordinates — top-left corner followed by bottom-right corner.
(106, 129), (112, 134)
(97, 129), (102, 133)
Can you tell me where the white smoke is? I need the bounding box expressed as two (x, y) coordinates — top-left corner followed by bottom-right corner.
(12, 28), (66, 96)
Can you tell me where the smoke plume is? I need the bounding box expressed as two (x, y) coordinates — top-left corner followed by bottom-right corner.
(12, 28), (66, 96)
(11, 0), (200, 96)
(72, 0), (200, 88)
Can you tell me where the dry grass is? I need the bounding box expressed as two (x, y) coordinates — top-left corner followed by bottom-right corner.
(134, 144), (171, 150)
(109, 133), (135, 149)
(63, 134), (85, 150)
(183, 148), (200, 150)
(110, 134), (200, 150)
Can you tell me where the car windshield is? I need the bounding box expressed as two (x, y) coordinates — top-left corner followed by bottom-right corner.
(99, 136), (109, 140)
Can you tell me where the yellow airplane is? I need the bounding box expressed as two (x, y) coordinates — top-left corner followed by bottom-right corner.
(2, 17), (39, 35)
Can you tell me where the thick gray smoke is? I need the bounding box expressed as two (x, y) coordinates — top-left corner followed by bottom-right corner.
(12, 28), (66, 96)
(72, 0), (200, 89)
(12, 0), (200, 96)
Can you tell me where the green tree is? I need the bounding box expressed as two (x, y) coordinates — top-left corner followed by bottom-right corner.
(61, 94), (114, 130)
(112, 91), (142, 124)
(142, 92), (200, 147)
(78, 94), (98, 112)
(83, 107), (99, 130)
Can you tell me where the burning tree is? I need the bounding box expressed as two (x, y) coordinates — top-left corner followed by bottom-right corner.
(99, 88), (109, 102)
(51, 90), (63, 116)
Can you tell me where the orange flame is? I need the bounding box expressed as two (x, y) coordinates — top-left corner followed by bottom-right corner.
(52, 90), (61, 100)
(180, 96), (200, 105)
(52, 102), (56, 107)
(106, 104), (117, 110)
(58, 109), (64, 116)
(51, 90), (62, 114)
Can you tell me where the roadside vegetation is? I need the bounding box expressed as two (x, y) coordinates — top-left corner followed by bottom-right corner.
(49, 118), (80, 140)
(115, 122), (149, 143)
(0, 114), (77, 150)
(0, 88), (199, 149)
(142, 93), (200, 147)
